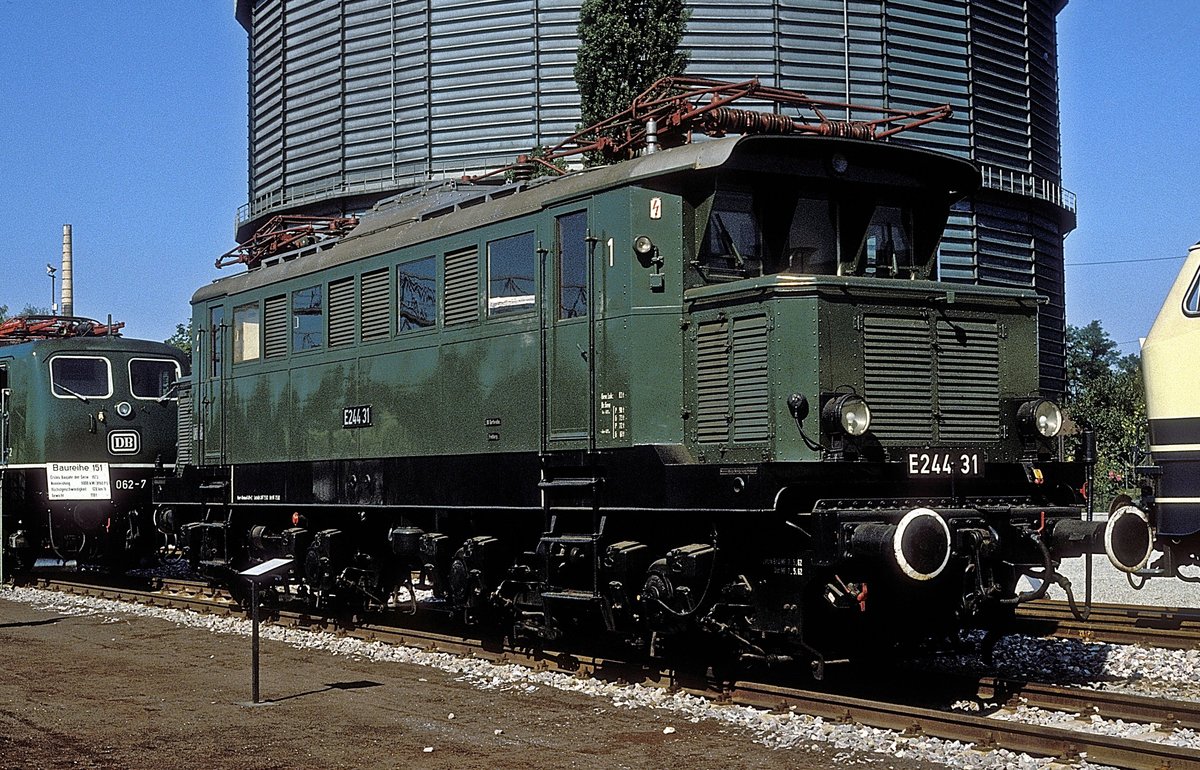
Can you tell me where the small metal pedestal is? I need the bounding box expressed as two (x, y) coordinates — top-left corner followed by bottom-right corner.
(237, 557), (294, 706)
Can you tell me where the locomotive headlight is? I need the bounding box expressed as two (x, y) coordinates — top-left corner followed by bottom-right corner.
(1018, 398), (1063, 439)
(823, 394), (872, 437)
(633, 235), (655, 256)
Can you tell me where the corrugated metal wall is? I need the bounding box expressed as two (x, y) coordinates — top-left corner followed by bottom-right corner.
(240, 0), (1073, 393)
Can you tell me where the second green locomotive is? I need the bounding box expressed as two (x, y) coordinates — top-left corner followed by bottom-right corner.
(1, 317), (186, 574)
(156, 132), (1149, 669)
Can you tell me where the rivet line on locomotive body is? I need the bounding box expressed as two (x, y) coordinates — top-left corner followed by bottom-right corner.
(1136, 240), (1200, 583)
(0, 316), (188, 576)
(152, 80), (1153, 673)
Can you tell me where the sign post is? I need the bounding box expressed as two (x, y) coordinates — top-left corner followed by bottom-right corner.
(237, 558), (293, 705)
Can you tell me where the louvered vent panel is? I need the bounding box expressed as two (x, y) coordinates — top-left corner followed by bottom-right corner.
(263, 294), (288, 358)
(360, 268), (391, 342)
(936, 320), (1000, 441)
(694, 318), (730, 444)
(328, 276), (356, 347)
(863, 316), (933, 442)
(444, 247), (479, 326)
(176, 379), (193, 465)
(731, 314), (770, 442)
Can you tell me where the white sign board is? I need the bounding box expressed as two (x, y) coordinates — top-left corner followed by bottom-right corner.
(240, 558), (294, 579)
(47, 462), (111, 500)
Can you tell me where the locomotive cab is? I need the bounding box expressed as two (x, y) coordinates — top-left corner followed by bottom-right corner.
(690, 138), (957, 284)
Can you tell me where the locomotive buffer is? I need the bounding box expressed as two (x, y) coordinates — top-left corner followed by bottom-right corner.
(238, 558), (293, 705)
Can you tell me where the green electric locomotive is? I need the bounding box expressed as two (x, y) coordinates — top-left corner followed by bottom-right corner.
(1, 316), (186, 575)
(156, 84), (1150, 669)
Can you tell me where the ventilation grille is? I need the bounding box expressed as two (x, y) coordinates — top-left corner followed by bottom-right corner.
(863, 317), (934, 442)
(176, 379), (193, 465)
(264, 294), (288, 358)
(863, 315), (1000, 444)
(694, 318), (730, 444)
(444, 247), (479, 326)
(936, 320), (1001, 441)
(694, 314), (771, 444)
(328, 276), (356, 348)
(360, 268), (390, 342)
(731, 315), (770, 442)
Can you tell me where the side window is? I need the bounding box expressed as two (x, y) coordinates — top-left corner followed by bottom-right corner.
(557, 212), (588, 319)
(1184, 266), (1200, 317)
(487, 232), (536, 316)
(233, 302), (261, 363)
(50, 356), (112, 399)
(398, 257), (437, 331)
(129, 359), (182, 400)
(292, 285), (324, 352)
(209, 306), (224, 378)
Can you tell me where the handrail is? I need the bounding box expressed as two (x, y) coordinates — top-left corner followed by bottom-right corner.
(235, 154), (516, 228)
(236, 156), (1079, 229)
(978, 164), (1076, 213)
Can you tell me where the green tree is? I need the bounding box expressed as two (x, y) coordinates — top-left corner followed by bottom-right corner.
(0, 304), (52, 321)
(1065, 320), (1119, 397)
(165, 319), (193, 357)
(574, 0), (690, 154)
(1063, 320), (1146, 506)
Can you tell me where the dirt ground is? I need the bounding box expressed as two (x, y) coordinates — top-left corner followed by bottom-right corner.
(0, 594), (945, 770)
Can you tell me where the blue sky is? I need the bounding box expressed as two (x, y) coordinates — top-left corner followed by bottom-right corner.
(0, 3), (242, 339)
(1058, 2), (1200, 356)
(1, 2), (1197, 358)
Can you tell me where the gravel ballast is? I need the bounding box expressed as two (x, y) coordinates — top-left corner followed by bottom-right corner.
(5, 584), (1197, 769)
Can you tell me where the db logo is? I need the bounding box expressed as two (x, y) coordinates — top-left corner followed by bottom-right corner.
(108, 430), (140, 456)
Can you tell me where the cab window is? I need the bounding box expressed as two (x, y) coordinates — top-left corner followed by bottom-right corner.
(859, 206), (915, 277)
(694, 176), (928, 282)
(1184, 266), (1200, 316)
(129, 359), (182, 400)
(50, 356), (112, 399)
(557, 211), (588, 319)
(698, 190), (763, 278)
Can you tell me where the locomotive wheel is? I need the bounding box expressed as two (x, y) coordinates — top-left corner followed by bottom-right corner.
(1, 547), (27, 581)
(448, 557), (471, 608)
(640, 563), (685, 633)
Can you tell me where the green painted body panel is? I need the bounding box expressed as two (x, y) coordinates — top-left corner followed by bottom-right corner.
(194, 178), (695, 465)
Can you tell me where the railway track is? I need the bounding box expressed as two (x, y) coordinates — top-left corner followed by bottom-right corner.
(17, 576), (1200, 770)
(1016, 598), (1200, 649)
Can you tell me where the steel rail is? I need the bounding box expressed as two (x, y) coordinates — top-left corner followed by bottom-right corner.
(978, 677), (1200, 732)
(21, 578), (1200, 770)
(1016, 599), (1200, 650)
(732, 681), (1200, 770)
